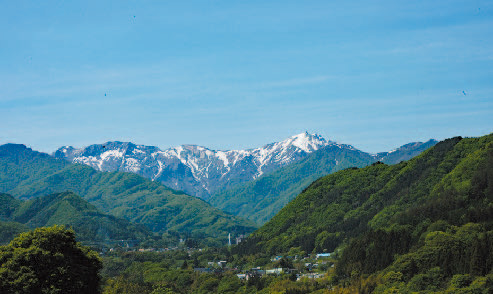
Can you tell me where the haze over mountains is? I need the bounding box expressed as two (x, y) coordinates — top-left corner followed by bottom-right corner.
(54, 132), (437, 202)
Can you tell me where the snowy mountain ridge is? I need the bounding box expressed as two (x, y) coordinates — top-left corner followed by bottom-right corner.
(54, 132), (333, 199)
(54, 133), (437, 200)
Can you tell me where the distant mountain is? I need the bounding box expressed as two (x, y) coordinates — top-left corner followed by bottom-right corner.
(0, 192), (150, 242)
(375, 139), (438, 164)
(54, 132), (332, 199)
(209, 139), (437, 225)
(0, 144), (257, 239)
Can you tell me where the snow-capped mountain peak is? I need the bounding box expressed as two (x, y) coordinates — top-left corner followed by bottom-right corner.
(283, 132), (329, 152)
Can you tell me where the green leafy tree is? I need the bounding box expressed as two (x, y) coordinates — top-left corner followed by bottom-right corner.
(0, 225), (102, 293)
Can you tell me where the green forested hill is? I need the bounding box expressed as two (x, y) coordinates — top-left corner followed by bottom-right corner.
(240, 135), (491, 253)
(14, 192), (149, 241)
(235, 134), (493, 292)
(0, 144), (256, 239)
(0, 191), (149, 242)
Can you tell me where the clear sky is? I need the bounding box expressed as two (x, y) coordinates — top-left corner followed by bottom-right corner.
(1, 0), (492, 154)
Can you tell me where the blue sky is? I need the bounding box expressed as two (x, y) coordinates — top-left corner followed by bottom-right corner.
(1, 0), (492, 153)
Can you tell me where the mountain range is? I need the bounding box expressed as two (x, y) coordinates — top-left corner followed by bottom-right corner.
(54, 132), (436, 202)
(54, 132), (331, 199)
(53, 133), (436, 225)
(0, 133), (437, 242)
(0, 144), (256, 240)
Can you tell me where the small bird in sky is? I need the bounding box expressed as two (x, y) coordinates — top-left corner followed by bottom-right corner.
(462, 90), (467, 96)
(105, 93), (107, 96)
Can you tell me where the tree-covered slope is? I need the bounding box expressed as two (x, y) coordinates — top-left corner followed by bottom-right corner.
(0, 192), (150, 242)
(6, 191), (151, 242)
(0, 144), (256, 238)
(210, 140), (436, 225)
(234, 133), (493, 292)
(337, 134), (493, 292)
(236, 134), (492, 255)
(0, 144), (71, 192)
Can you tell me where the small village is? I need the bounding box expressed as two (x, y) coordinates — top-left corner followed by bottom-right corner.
(193, 253), (334, 282)
(92, 232), (335, 284)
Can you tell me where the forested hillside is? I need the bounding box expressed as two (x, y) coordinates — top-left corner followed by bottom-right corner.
(234, 134), (493, 292)
(0, 192), (150, 243)
(0, 144), (256, 239)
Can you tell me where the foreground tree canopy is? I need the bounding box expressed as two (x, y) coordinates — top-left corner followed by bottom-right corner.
(0, 225), (102, 293)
